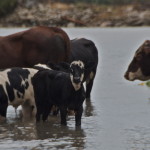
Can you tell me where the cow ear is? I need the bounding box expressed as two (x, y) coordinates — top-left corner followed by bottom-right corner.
(47, 62), (60, 70)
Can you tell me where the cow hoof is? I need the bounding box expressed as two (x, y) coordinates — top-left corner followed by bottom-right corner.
(61, 122), (67, 126)
(76, 122), (81, 126)
(86, 97), (91, 101)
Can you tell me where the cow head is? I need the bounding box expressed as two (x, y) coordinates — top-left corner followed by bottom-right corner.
(70, 60), (85, 90)
(124, 40), (150, 81)
(47, 61), (85, 90)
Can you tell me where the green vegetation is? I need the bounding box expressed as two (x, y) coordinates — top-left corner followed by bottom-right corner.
(146, 81), (150, 87)
(0, 0), (17, 17)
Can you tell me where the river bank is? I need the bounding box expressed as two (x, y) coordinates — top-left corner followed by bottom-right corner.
(0, 2), (150, 27)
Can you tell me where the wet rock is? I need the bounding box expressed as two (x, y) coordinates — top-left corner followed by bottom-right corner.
(0, 2), (150, 27)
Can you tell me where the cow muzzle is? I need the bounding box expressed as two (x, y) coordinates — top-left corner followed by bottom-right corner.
(124, 71), (136, 81)
(124, 72), (129, 80)
(73, 77), (81, 84)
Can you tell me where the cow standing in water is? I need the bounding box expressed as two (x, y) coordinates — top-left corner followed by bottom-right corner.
(32, 61), (85, 126)
(0, 26), (70, 69)
(48, 38), (98, 100)
(0, 64), (50, 122)
(70, 38), (98, 100)
(124, 40), (150, 81)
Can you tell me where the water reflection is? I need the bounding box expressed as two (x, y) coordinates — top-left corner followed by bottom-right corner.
(125, 127), (150, 150)
(0, 100), (96, 150)
(0, 94), (95, 149)
(36, 122), (86, 149)
(84, 100), (95, 117)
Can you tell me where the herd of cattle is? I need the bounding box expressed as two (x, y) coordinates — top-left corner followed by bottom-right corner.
(0, 26), (149, 126)
(0, 26), (98, 126)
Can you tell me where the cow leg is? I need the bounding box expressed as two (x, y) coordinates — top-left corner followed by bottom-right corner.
(42, 104), (52, 122)
(60, 106), (67, 126)
(0, 104), (8, 121)
(75, 106), (83, 126)
(86, 71), (95, 100)
(51, 105), (59, 116)
(36, 106), (42, 122)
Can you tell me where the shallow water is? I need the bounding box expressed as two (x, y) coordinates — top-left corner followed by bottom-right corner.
(0, 27), (150, 150)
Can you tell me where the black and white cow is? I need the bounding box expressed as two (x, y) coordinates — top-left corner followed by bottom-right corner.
(0, 64), (50, 122)
(32, 60), (85, 126)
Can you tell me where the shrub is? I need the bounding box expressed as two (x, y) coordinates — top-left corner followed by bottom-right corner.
(0, 0), (17, 17)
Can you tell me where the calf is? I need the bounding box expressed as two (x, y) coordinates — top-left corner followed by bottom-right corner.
(0, 64), (51, 121)
(124, 40), (150, 81)
(32, 61), (85, 126)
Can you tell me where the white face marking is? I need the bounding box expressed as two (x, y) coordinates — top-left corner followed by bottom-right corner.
(70, 60), (84, 69)
(70, 74), (81, 91)
(70, 72), (84, 91)
(128, 68), (150, 81)
(34, 63), (51, 70)
(70, 60), (85, 90)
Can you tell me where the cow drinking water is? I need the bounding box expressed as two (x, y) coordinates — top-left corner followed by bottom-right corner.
(124, 40), (150, 81)
(0, 64), (51, 122)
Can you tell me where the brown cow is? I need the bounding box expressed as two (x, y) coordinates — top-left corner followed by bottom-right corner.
(0, 26), (70, 69)
(124, 40), (150, 81)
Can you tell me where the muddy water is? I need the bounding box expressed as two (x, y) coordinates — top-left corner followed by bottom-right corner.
(0, 27), (150, 150)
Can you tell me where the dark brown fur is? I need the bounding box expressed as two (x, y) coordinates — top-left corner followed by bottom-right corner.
(0, 26), (70, 69)
(124, 40), (150, 81)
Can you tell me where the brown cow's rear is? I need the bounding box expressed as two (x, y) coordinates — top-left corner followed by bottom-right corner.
(0, 26), (70, 69)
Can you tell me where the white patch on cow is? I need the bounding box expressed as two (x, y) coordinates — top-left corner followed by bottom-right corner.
(70, 74), (81, 91)
(70, 60), (84, 69)
(0, 68), (38, 121)
(90, 71), (94, 80)
(70, 73), (84, 91)
(0, 69), (11, 99)
(9, 89), (24, 108)
(70, 60), (85, 91)
(21, 68), (38, 121)
(128, 68), (150, 81)
(80, 73), (84, 82)
(86, 72), (94, 84)
(34, 63), (51, 70)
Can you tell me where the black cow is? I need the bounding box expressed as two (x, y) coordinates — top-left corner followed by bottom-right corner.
(32, 61), (85, 126)
(0, 64), (51, 122)
(48, 38), (98, 100)
(124, 40), (150, 81)
(70, 38), (98, 100)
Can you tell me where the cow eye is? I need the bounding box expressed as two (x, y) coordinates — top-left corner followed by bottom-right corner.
(70, 69), (74, 74)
